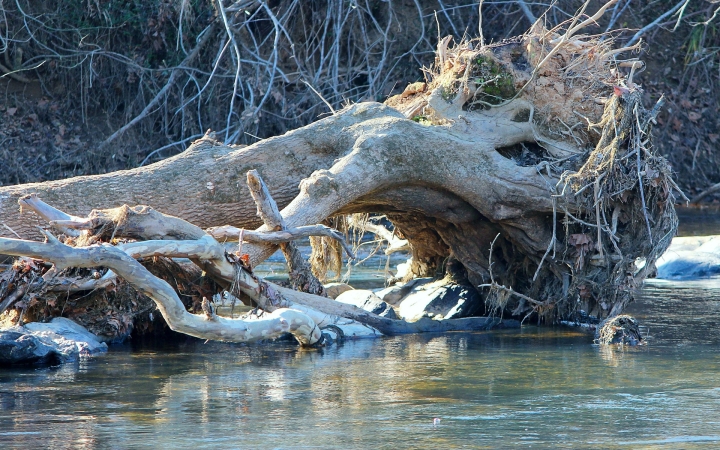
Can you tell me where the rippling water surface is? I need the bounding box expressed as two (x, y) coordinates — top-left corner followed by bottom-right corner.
(3, 280), (720, 450)
(3, 210), (720, 449)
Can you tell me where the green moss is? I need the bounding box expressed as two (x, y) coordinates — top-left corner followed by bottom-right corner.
(439, 84), (455, 102)
(472, 56), (516, 105)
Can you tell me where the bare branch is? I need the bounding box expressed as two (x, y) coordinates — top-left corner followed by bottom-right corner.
(0, 236), (322, 346)
(207, 224), (356, 259)
(246, 169), (327, 296)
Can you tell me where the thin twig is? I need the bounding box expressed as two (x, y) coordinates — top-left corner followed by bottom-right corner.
(625, 0), (689, 47)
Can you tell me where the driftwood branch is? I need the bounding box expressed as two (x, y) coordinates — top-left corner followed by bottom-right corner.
(114, 235), (516, 335)
(349, 217), (409, 255)
(4, 197), (520, 339)
(19, 194), (83, 237)
(0, 234), (322, 346)
(21, 194), (205, 242)
(207, 224), (355, 258)
(43, 268), (118, 292)
(246, 169), (327, 296)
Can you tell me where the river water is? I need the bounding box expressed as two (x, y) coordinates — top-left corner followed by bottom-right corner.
(2, 208), (720, 449)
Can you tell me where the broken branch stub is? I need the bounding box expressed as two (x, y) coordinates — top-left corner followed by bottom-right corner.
(246, 170), (327, 297)
(207, 225), (355, 258)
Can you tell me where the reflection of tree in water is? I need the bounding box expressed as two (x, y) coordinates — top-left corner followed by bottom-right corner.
(2, 332), (632, 447)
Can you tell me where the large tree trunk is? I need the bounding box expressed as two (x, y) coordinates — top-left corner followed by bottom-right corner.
(0, 3), (679, 324)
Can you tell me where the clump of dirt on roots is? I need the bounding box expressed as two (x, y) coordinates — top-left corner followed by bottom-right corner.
(388, 23), (629, 150)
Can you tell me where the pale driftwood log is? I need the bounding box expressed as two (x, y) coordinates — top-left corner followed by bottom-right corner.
(3, 196), (519, 337)
(18, 194), (83, 237)
(0, 100), (555, 269)
(0, 234), (322, 346)
(246, 169), (327, 296)
(20, 193), (205, 241)
(10, 196), (376, 335)
(117, 236), (517, 335)
(207, 224), (355, 258)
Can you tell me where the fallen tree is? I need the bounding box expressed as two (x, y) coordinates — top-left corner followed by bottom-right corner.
(0, 1), (681, 345)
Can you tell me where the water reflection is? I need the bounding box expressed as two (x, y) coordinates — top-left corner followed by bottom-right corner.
(3, 279), (720, 448)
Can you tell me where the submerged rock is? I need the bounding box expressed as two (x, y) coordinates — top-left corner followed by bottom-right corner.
(0, 317), (107, 366)
(335, 290), (398, 319)
(656, 236), (720, 280)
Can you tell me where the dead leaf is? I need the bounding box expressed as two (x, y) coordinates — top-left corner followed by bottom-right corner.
(569, 233), (593, 248)
(613, 85), (629, 96)
(6, 107), (17, 116)
(578, 284), (592, 299)
(688, 111), (702, 122)
(569, 233), (594, 270)
(240, 254), (251, 269)
(709, 134), (719, 144)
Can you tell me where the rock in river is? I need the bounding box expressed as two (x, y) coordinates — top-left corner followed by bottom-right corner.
(0, 317), (107, 366)
(388, 279), (483, 322)
(656, 236), (720, 280)
(335, 290), (398, 319)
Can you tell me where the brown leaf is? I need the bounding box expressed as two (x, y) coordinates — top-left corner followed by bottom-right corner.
(680, 99), (693, 109)
(688, 111), (702, 122)
(710, 134), (719, 144)
(569, 233), (592, 247)
(6, 107), (17, 116)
